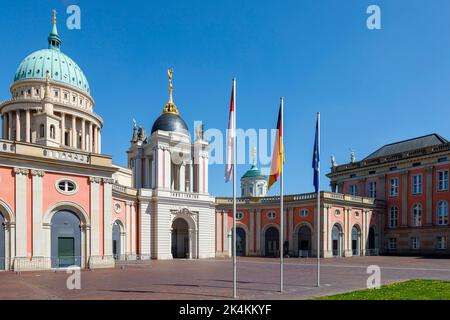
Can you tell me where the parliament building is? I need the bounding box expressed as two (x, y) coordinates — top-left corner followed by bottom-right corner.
(0, 16), (448, 271)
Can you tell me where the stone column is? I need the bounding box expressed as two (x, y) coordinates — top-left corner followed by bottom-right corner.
(72, 115), (77, 148)
(344, 207), (352, 256)
(179, 162), (186, 192)
(256, 209), (262, 255)
(88, 122), (93, 152)
(288, 208), (294, 254)
(222, 212), (228, 255)
(131, 203), (136, 254)
(204, 156), (209, 193)
(89, 177), (101, 257)
(249, 209), (255, 255)
(15, 111), (21, 141)
(25, 110), (30, 143)
(189, 162), (194, 193)
(93, 126), (98, 153)
(361, 209), (368, 256)
(7, 111), (12, 140)
(425, 166), (433, 226)
(401, 172), (408, 226)
(81, 119), (86, 151)
(61, 112), (65, 146)
(31, 170), (45, 257)
(98, 129), (102, 153)
(164, 148), (171, 189)
(103, 178), (113, 257)
(144, 157), (151, 188)
(2, 114), (6, 139)
(125, 202), (131, 255)
(323, 204), (332, 257)
(14, 168), (29, 258)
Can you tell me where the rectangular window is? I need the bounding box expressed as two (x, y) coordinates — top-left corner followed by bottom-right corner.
(436, 236), (447, 250)
(368, 181), (377, 198)
(437, 170), (449, 191)
(411, 237), (420, 250)
(412, 174), (423, 195)
(350, 184), (358, 196)
(389, 178), (399, 197)
(388, 238), (397, 249)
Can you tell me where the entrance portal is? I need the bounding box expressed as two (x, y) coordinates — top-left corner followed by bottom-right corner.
(332, 224), (342, 257)
(236, 227), (246, 256)
(51, 211), (81, 267)
(298, 225), (312, 257)
(265, 227), (279, 257)
(112, 222), (121, 259)
(171, 218), (189, 258)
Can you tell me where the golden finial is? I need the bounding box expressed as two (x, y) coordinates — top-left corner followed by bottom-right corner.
(163, 68), (179, 115)
(251, 146), (257, 165)
(52, 9), (57, 25)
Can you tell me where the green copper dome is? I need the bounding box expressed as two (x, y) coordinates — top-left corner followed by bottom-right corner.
(13, 16), (90, 95)
(241, 164), (267, 179)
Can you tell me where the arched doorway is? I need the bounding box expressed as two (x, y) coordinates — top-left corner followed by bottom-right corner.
(112, 222), (121, 260)
(236, 227), (246, 256)
(0, 213), (4, 270)
(351, 225), (361, 256)
(265, 227), (279, 257)
(298, 225), (312, 257)
(51, 211), (81, 268)
(171, 218), (189, 258)
(332, 224), (343, 257)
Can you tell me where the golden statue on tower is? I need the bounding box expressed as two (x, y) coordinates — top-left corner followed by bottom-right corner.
(163, 68), (179, 115)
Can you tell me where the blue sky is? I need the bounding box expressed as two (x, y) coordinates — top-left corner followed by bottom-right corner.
(1, 0), (450, 196)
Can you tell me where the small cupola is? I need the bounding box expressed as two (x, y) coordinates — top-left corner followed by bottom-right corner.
(48, 9), (62, 51)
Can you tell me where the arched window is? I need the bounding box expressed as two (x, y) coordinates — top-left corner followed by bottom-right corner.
(389, 206), (398, 228)
(412, 203), (422, 227)
(438, 201), (449, 225)
(50, 125), (55, 139)
(39, 124), (45, 138)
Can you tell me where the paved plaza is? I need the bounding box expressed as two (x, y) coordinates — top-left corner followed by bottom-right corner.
(0, 256), (449, 300)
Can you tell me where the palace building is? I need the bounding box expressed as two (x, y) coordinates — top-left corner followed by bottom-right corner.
(0, 15), (448, 272)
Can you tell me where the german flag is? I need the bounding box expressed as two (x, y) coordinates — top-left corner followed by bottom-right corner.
(268, 100), (284, 190)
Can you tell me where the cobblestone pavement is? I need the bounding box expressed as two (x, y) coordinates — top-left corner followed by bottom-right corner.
(0, 256), (449, 300)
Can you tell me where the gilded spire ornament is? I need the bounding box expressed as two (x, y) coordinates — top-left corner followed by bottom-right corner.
(163, 68), (179, 115)
(251, 146), (257, 165)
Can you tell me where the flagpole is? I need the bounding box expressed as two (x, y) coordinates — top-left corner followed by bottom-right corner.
(316, 112), (321, 287)
(280, 97), (284, 293)
(232, 78), (237, 299)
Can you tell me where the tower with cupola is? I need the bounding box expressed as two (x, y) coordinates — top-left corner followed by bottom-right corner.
(127, 69), (215, 260)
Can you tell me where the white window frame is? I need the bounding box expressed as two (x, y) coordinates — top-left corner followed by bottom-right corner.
(389, 206), (398, 228)
(437, 201), (449, 226)
(436, 236), (447, 250)
(114, 203), (122, 214)
(412, 203), (422, 227)
(388, 238), (397, 249)
(368, 181), (377, 198)
(411, 237), (420, 250)
(235, 212), (244, 220)
(349, 184), (358, 196)
(389, 178), (399, 197)
(412, 174), (423, 195)
(55, 178), (78, 195)
(437, 170), (449, 192)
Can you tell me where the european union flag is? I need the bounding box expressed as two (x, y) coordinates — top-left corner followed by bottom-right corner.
(312, 113), (320, 193)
